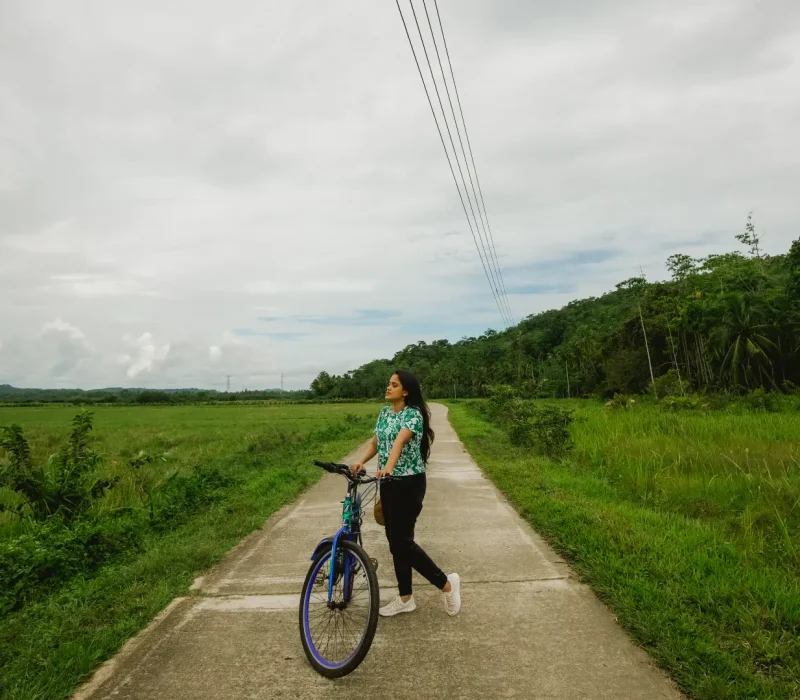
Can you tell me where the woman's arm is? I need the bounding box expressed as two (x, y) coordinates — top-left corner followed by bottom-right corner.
(377, 429), (414, 478)
(350, 434), (378, 473)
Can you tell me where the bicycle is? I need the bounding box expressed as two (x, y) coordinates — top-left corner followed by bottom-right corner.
(298, 460), (390, 678)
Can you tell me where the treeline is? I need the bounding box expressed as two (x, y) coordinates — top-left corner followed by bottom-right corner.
(312, 223), (800, 399)
(0, 385), (313, 406)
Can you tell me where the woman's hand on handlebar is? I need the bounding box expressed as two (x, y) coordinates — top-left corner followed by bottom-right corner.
(376, 466), (393, 480)
(349, 462), (366, 476)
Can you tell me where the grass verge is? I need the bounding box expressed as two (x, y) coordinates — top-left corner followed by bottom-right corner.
(446, 401), (800, 700)
(0, 417), (370, 700)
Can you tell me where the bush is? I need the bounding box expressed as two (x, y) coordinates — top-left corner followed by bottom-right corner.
(0, 463), (239, 613)
(604, 393), (638, 410)
(486, 385), (520, 423)
(528, 404), (576, 458)
(780, 380), (799, 394)
(0, 411), (117, 522)
(0, 514), (142, 615)
(485, 387), (575, 458)
(660, 395), (710, 412)
(651, 369), (685, 398)
(741, 388), (781, 413)
(148, 466), (237, 531)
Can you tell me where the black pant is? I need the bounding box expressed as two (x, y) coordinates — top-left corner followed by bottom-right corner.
(380, 473), (448, 597)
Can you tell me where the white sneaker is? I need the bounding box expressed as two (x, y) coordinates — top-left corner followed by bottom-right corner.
(379, 595), (416, 617)
(443, 573), (461, 616)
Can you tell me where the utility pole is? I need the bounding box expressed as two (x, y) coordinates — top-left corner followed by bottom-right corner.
(667, 325), (685, 396)
(638, 267), (657, 399)
(226, 375), (231, 393)
(281, 373), (284, 392)
(565, 360), (571, 399)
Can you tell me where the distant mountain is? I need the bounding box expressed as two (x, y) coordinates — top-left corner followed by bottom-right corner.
(0, 384), (308, 403)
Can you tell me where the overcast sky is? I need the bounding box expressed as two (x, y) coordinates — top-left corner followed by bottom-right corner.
(1, 0), (799, 390)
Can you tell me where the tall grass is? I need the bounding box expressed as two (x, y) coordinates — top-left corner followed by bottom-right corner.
(570, 403), (800, 572)
(0, 403), (376, 700)
(448, 399), (800, 699)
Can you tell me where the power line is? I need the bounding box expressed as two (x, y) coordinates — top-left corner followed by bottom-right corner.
(415, 0), (510, 325)
(406, 0), (511, 327)
(394, 0), (511, 328)
(420, 0), (514, 325)
(431, 0), (515, 324)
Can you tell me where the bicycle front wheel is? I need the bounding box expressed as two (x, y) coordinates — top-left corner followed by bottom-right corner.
(299, 539), (379, 678)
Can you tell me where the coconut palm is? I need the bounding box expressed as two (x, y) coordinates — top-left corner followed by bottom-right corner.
(712, 293), (779, 389)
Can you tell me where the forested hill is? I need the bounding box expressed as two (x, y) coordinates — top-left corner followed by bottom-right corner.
(312, 232), (800, 400)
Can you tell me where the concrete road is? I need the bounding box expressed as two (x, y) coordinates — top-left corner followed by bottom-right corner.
(74, 403), (682, 700)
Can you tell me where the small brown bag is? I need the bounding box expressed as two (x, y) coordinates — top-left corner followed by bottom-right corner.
(374, 497), (384, 526)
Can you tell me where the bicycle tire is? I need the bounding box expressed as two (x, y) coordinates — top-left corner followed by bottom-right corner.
(298, 539), (379, 678)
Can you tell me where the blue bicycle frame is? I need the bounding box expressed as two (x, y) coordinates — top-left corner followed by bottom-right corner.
(309, 469), (374, 603)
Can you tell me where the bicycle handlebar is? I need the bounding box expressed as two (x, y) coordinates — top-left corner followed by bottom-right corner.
(313, 460), (392, 483)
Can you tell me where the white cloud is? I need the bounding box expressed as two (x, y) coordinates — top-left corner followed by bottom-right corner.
(123, 332), (170, 379)
(0, 0), (798, 389)
(41, 318), (93, 348)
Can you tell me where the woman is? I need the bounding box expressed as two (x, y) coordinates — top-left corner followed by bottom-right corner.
(350, 370), (461, 617)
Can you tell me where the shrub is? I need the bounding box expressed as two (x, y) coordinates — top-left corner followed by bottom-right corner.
(660, 394), (710, 412)
(484, 387), (575, 458)
(604, 393), (638, 410)
(741, 388), (781, 413)
(148, 466), (237, 531)
(651, 369), (685, 398)
(0, 411), (117, 523)
(0, 513), (142, 615)
(528, 404), (576, 458)
(780, 380), (799, 395)
(486, 384), (519, 423)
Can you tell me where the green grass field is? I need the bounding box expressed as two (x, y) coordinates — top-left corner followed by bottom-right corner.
(447, 400), (800, 700)
(0, 403), (376, 700)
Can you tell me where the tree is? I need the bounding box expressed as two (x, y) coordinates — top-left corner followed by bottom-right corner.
(736, 211), (763, 258)
(712, 294), (778, 389)
(310, 235), (798, 398)
(666, 254), (698, 282)
(310, 372), (335, 397)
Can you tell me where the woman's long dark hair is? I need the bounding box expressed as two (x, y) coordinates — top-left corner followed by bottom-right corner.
(395, 368), (435, 463)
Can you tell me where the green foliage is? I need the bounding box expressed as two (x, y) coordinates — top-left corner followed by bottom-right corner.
(0, 406), (375, 620)
(651, 369), (684, 398)
(735, 211), (763, 258)
(485, 386), (575, 458)
(0, 425), (44, 518)
(342, 411), (366, 425)
(0, 411), (115, 522)
(788, 238), (800, 296)
(527, 404), (576, 458)
(448, 401), (800, 699)
(0, 384), (315, 406)
(659, 394), (710, 412)
(740, 387), (781, 413)
(135, 390), (174, 404)
(0, 514), (141, 616)
(0, 403), (375, 700)
(313, 223), (799, 402)
(604, 393), (638, 410)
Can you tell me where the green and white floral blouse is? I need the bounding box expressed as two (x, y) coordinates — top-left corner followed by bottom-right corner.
(374, 405), (425, 477)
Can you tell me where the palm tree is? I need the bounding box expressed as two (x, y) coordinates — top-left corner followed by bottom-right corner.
(712, 293), (779, 389)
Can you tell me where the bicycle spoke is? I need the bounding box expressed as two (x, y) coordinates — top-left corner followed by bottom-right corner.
(304, 541), (376, 671)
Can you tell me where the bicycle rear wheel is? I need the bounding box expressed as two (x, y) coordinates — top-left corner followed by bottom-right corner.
(299, 539), (379, 678)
